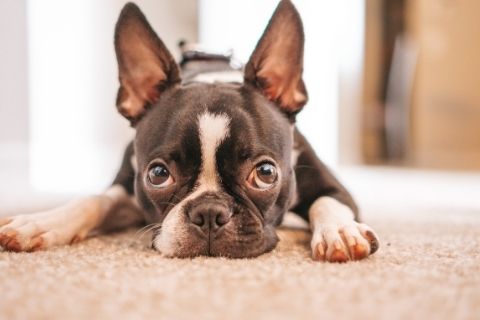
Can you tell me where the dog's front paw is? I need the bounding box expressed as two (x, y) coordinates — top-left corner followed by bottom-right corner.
(311, 222), (379, 263)
(0, 211), (87, 252)
(0, 214), (75, 252)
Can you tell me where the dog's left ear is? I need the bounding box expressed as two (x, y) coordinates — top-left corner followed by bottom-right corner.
(114, 3), (181, 123)
(244, 0), (308, 116)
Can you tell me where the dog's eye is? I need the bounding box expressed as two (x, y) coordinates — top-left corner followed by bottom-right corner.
(147, 164), (174, 188)
(247, 162), (278, 190)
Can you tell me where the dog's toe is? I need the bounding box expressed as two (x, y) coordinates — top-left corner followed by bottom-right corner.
(312, 241), (326, 261)
(28, 236), (45, 252)
(358, 223), (380, 254)
(311, 222), (379, 263)
(4, 237), (22, 252)
(329, 240), (349, 263)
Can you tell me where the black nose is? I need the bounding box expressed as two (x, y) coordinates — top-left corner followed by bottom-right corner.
(188, 202), (231, 231)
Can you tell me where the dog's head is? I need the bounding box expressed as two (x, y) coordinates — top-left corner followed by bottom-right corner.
(114, 1), (307, 258)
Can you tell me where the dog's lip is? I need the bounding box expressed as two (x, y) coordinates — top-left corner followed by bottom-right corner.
(150, 226), (273, 258)
(150, 223), (232, 253)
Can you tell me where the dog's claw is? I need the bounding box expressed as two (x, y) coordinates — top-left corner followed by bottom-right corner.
(6, 238), (22, 252)
(28, 236), (44, 252)
(352, 243), (369, 260)
(312, 242), (326, 261)
(364, 230), (379, 254)
(330, 249), (349, 263)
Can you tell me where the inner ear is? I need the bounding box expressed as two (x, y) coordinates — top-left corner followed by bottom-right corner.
(114, 3), (181, 123)
(244, 0), (308, 116)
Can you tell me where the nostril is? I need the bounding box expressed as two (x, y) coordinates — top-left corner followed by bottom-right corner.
(192, 214), (204, 227)
(188, 207), (205, 227)
(215, 212), (229, 226)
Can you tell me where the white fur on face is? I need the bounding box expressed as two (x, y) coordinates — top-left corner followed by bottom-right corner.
(153, 111), (231, 255)
(197, 111), (231, 189)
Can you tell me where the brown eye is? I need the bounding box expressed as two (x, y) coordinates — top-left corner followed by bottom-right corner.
(247, 162), (278, 190)
(147, 164), (174, 188)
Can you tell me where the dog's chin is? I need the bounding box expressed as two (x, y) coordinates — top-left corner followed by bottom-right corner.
(151, 224), (279, 259)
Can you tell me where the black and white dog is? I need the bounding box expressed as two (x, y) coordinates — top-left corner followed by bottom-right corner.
(0, 1), (378, 262)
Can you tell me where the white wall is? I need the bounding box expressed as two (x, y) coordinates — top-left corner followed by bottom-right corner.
(0, 0), (29, 162)
(27, 0), (198, 194)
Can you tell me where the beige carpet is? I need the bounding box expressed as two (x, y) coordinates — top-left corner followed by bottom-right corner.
(1, 205), (479, 320)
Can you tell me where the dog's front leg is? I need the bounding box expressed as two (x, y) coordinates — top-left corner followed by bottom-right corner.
(291, 129), (379, 262)
(0, 185), (135, 252)
(308, 197), (379, 262)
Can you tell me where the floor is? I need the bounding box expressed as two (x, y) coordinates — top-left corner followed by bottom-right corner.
(1, 166), (479, 319)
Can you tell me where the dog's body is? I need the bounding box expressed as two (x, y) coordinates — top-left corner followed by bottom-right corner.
(0, 1), (378, 262)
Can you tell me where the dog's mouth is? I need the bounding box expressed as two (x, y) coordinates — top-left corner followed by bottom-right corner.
(150, 222), (278, 259)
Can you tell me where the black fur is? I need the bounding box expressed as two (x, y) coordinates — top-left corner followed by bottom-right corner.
(110, 1), (359, 258)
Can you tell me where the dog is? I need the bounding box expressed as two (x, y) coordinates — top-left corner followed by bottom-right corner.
(0, 0), (379, 262)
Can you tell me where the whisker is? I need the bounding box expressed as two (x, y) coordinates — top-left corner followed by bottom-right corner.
(133, 223), (162, 243)
(151, 225), (162, 238)
(130, 196), (180, 247)
(156, 201), (178, 207)
(170, 194), (183, 202)
(134, 223), (156, 237)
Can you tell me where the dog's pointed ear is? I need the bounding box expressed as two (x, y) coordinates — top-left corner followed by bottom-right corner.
(114, 3), (181, 123)
(244, 0), (307, 116)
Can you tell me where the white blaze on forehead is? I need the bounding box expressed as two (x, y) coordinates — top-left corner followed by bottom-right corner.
(197, 112), (231, 189)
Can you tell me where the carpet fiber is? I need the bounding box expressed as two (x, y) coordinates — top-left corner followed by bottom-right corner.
(1, 207), (479, 320)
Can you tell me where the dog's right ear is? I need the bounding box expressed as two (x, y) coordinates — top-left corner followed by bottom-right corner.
(114, 3), (180, 123)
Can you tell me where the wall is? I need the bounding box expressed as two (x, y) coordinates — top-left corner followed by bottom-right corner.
(0, 0), (29, 161)
(408, 0), (480, 170)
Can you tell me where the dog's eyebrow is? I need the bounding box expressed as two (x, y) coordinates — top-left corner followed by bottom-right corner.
(247, 146), (279, 162)
(146, 145), (181, 162)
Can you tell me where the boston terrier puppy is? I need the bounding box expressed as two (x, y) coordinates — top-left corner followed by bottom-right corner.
(0, 0), (379, 262)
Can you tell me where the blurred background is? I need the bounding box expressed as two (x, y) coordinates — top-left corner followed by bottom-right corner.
(0, 0), (479, 213)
